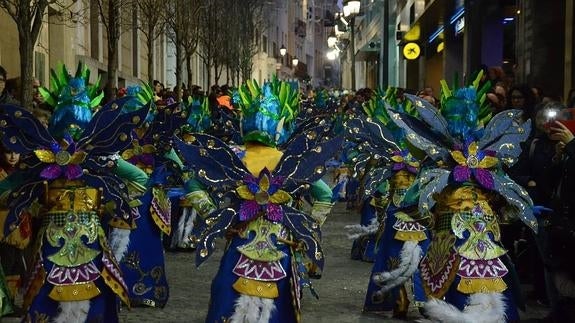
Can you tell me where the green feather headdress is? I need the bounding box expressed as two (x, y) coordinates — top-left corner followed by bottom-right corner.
(39, 62), (104, 111)
(234, 76), (299, 147)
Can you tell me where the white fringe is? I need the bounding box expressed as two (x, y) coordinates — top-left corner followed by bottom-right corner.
(372, 241), (421, 293)
(171, 208), (197, 248)
(229, 294), (276, 323)
(109, 228), (131, 262)
(53, 300), (90, 323)
(344, 218), (379, 240)
(420, 293), (507, 323)
(554, 271), (575, 298)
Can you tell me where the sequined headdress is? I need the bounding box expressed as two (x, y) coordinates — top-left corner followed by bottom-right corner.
(39, 62), (104, 140)
(234, 77), (299, 147)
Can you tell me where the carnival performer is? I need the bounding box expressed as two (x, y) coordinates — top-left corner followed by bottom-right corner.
(118, 84), (188, 308)
(170, 95), (213, 250)
(0, 145), (26, 317)
(0, 62), (149, 322)
(387, 74), (535, 322)
(343, 88), (430, 317)
(176, 78), (340, 323)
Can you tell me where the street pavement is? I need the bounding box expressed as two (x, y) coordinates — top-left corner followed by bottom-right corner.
(4, 200), (550, 322)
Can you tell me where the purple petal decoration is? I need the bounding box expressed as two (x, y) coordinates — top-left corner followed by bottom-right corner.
(65, 165), (83, 179)
(266, 203), (283, 222)
(239, 200), (260, 221)
(243, 174), (258, 184)
(452, 165), (471, 182)
(473, 168), (495, 190)
(40, 165), (62, 179)
(128, 156), (140, 165)
(484, 150), (496, 157)
(268, 175), (286, 195)
(140, 154), (155, 166)
(406, 165), (418, 174)
(393, 163), (406, 171)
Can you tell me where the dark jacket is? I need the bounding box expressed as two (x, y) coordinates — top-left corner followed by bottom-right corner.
(0, 91), (19, 105)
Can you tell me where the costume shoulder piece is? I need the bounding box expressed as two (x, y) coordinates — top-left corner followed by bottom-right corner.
(0, 61), (149, 239)
(386, 72), (536, 231)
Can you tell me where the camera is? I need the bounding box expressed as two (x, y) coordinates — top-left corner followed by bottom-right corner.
(545, 108), (575, 134)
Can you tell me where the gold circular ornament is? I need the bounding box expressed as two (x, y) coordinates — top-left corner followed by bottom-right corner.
(403, 42), (421, 60)
(255, 190), (270, 205)
(466, 154), (479, 168)
(133, 145), (143, 155)
(55, 151), (72, 166)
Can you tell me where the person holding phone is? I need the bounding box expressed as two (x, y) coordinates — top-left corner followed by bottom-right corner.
(541, 117), (575, 321)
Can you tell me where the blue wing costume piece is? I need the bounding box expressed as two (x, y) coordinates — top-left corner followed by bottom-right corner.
(175, 126), (343, 269)
(0, 97), (149, 239)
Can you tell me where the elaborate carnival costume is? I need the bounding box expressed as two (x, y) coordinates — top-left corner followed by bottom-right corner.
(170, 95), (213, 250)
(0, 63), (149, 322)
(118, 85), (188, 307)
(176, 78), (339, 322)
(388, 75), (535, 322)
(344, 88), (429, 316)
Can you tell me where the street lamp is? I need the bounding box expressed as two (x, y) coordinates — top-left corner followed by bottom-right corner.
(343, 0), (360, 91)
(279, 45), (287, 57)
(326, 49), (339, 60)
(292, 57), (299, 67)
(327, 32), (337, 48)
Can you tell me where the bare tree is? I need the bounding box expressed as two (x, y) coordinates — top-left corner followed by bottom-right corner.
(196, 0), (225, 90)
(94, 0), (133, 102)
(181, 1), (201, 90)
(165, 0), (201, 99)
(136, 0), (165, 84)
(237, 0), (267, 82)
(215, 0), (267, 85)
(0, 1), (70, 109)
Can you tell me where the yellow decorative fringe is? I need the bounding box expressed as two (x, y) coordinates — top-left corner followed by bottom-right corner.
(102, 268), (130, 307)
(48, 282), (100, 301)
(232, 277), (279, 299)
(395, 230), (427, 242)
(457, 277), (507, 294)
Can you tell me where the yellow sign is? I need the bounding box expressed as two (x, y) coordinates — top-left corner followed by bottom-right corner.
(403, 43), (421, 60)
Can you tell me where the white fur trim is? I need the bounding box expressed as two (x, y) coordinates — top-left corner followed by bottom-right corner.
(109, 228), (131, 262)
(53, 300), (90, 323)
(373, 241), (421, 293)
(171, 208), (197, 248)
(421, 293), (507, 323)
(345, 218), (379, 240)
(554, 271), (575, 298)
(229, 294), (276, 323)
